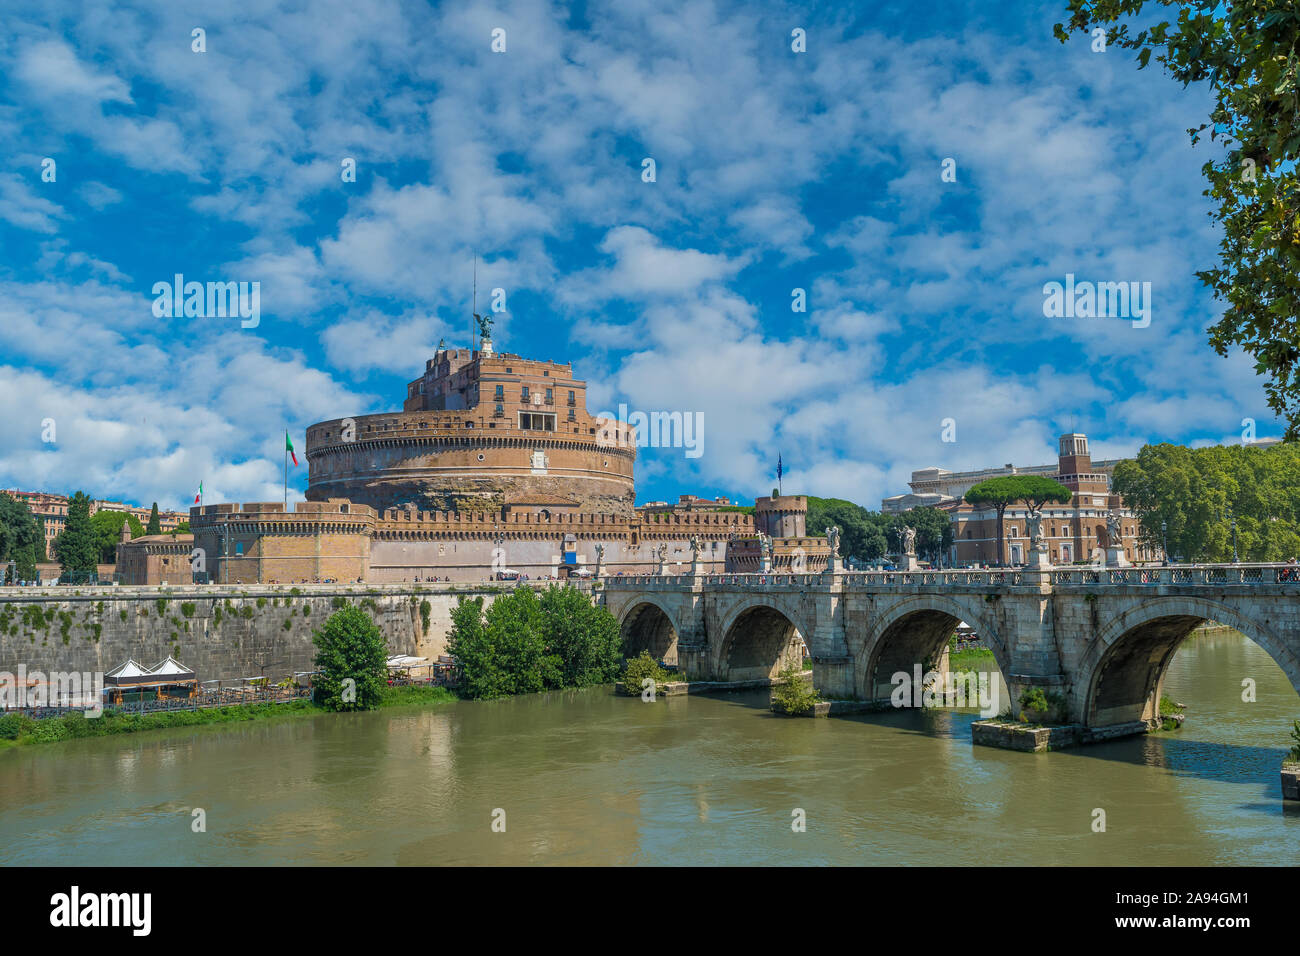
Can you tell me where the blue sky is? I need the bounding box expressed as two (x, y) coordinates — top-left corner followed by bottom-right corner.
(0, 0), (1273, 513)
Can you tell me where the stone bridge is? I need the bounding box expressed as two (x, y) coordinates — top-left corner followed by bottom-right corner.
(601, 564), (1300, 741)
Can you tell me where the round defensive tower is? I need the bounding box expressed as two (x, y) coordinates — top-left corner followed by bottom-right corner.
(754, 495), (808, 538)
(305, 344), (637, 517)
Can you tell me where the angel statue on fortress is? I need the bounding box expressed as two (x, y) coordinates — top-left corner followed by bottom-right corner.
(475, 312), (493, 341)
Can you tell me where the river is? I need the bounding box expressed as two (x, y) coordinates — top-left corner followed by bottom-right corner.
(1, 629), (1296, 865)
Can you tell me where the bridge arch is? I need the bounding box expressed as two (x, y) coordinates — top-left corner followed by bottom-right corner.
(1077, 596), (1300, 727)
(616, 596), (682, 665)
(857, 595), (1008, 702)
(715, 596), (812, 682)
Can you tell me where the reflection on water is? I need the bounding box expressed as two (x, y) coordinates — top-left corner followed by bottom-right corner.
(0, 630), (1296, 865)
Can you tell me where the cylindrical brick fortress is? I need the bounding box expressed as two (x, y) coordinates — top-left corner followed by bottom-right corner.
(305, 347), (637, 517)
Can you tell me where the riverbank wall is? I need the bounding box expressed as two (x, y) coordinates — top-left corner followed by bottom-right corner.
(0, 582), (550, 683)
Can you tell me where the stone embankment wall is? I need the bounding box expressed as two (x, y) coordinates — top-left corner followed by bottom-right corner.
(0, 582), (539, 683)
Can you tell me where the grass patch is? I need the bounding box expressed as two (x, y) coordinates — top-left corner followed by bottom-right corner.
(949, 647), (996, 670)
(0, 684), (460, 750)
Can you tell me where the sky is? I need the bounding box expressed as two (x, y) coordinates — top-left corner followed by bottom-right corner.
(0, 0), (1277, 514)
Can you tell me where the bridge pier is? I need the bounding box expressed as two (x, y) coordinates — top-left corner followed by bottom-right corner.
(811, 656), (854, 699)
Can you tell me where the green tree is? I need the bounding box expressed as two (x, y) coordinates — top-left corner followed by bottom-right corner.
(806, 496), (891, 563)
(1056, 2), (1300, 436)
(485, 586), (557, 694)
(892, 506), (954, 565)
(54, 492), (98, 583)
(146, 502), (161, 535)
(90, 510), (145, 564)
(771, 664), (819, 714)
(0, 493), (43, 582)
(448, 586), (623, 698)
(446, 597), (505, 699)
(539, 585), (622, 687)
(964, 475), (1072, 565)
(311, 605), (388, 711)
(1113, 440), (1300, 561)
(171, 520), (190, 536)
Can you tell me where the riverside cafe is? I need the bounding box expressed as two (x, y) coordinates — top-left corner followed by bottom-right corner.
(103, 656), (198, 706)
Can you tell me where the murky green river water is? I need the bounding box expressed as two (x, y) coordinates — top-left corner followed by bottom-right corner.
(1, 630), (1296, 865)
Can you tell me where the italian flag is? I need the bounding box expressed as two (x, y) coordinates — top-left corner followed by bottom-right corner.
(286, 431), (299, 467)
(194, 481), (203, 505)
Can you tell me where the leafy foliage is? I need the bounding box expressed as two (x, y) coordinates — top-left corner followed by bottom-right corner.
(622, 650), (675, 694)
(771, 664), (820, 714)
(540, 585), (623, 687)
(1289, 718), (1300, 762)
(146, 502), (162, 536)
(1112, 441), (1300, 561)
(311, 605), (388, 711)
(0, 492), (43, 582)
(804, 497), (957, 565)
(1056, 1), (1300, 435)
(89, 510), (145, 563)
(447, 585), (622, 699)
(806, 496), (890, 562)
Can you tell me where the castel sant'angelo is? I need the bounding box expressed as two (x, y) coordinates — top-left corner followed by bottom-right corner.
(181, 327), (831, 584)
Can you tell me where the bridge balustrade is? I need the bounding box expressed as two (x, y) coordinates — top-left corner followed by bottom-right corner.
(604, 563), (1300, 590)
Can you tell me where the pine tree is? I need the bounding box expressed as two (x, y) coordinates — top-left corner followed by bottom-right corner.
(55, 491), (98, 583)
(146, 502), (161, 535)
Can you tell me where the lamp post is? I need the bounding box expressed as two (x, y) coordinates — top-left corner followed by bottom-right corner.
(1161, 519), (1168, 566)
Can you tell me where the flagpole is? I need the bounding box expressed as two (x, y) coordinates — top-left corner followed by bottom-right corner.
(284, 445), (288, 510)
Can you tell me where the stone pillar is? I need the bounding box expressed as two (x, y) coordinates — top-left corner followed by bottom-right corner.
(1105, 545), (1130, 568)
(811, 656), (854, 699)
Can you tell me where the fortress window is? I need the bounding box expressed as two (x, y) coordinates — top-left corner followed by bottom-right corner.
(545, 387), (553, 404)
(521, 386), (530, 401)
(519, 412), (556, 431)
(495, 385), (504, 400)
(494, 404), (504, 418)
(568, 390), (575, 405)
